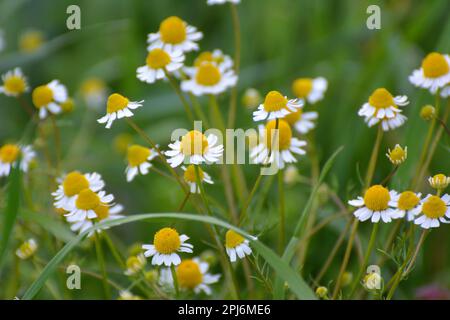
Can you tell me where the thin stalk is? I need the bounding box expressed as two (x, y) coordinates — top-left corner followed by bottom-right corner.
(227, 3), (241, 127)
(177, 192), (191, 211)
(51, 115), (61, 172)
(278, 169), (285, 252)
(435, 116), (450, 136)
(170, 265), (180, 297)
(365, 124), (383, 188)
(239, 174), (262, 226)
(165, 70), (194, 123)
(94, 233), (111, 299)
(102, 232), (125, 269)
(380, 166), (399, 186)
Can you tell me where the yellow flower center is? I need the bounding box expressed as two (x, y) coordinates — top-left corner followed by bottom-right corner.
(368, 88), (395, 109)
(194, 51), (224, 67)
(180, 130), (209, 156)
(32, 85), (53, 108)
(225, 230), (245, 248)
(388, 145), (406, 162)
(422, 196), (447, 219)
(4, 76), (26, 95)
(176, 260), (203, 289)
(18, 241), (37, 259)
(146, 48), (171, 69)
(195, 63), (222, 86)
(127, 145), (151, 167)
(153, 227), (181, 254)
(283, 108), (302, 125)
(75, 189), (100, 210)
(0, 144), (20, 163)
(432, 174), (447, 185)
(264, 119), (292, 150)
(263, 91), (288, 112)
(420, 105), (435, 121)
(159, 16), (187, 44)
(106, 93), (129, 113)
(363, 185), (390, 211)
(81, 78), (106, 94)
(422, 52), (449, 78)
(292, 78), (313, 98)
(19, 31), (44, 53)
(397, 191), (420, 211)
(184, 165), (204, 183)
(94, 203), (110, 221)
(63, 171), (89, 197)
(126, 256), (144, 271)
(61, 98), (74, 113)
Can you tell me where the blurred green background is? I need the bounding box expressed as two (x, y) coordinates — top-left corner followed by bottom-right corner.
(0, 0), (449, 299)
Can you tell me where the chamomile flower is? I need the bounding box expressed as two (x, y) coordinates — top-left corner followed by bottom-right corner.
(282, 106), (318, 134)
(428, 174), (450, 190)
(125, 144), (158, 182)
(292, 77), (328, 104)
(420, 105), (436, 121)
(348, 185), (397, 223)
(181, 61), (237, 96)
(409, 52), (450, 94)
(242, 88), (263, 109)
(16, 239), (38, 260)
(0, 68), (29, 97)
(253, 90), (304, 122)
(386, 144), (407, 165)
(80, 77), (108, 110)
(147, 16), (202, 53)
(19, 30), (44, 53)
(97, 93), (143, 129)
(391, 191), (422, 221)
(124, 254), (147, 276)
(52, 171), (105, 211)
(0, 144), (35, 177)
(364, 272), (382, 291)
(166, 130), (223, 168)
(207, 0), (240, 4)
(414, 194), (450, 229)
(358, 88), (409, 131)
(137, 46), (184, 84)
(32, 80), (68, 119)
(225, 230), (253, 262)
(118, 291), (142, 300)
(250, 119), (307, 169)
(184, 49), (233, 77)
(64, 189), (114, 222)
(182, 165), (213, 193)
(142, 227), (193, 266)
(159, 258), (220, 295)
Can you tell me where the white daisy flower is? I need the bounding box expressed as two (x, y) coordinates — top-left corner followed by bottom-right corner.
(0, 144), (35, 177)
(282, 107), (318, 134)
(207, 0), (240, 4)
(125, 144), (158, 182)
(250, 119), (307, 169)
(159, 258), (220, 295)
(253, 90), (304, 122)
(225, 229), (252, 262)
(386, 144), (407, 165)
(390, 191), (422, 221)
(409, 52), (450, 94)
(183, 49), (234, 77)
(414, 194), (450, 229)
(16, 239), (38, 260)
(52, 171), (105, 211)
(348, 185), (398, 223)
(80, 77), (108, 110)
(292, 77), (328, 104)
(147, 16), (202, 53)
(32, 80), (68, 119)
(97, 93), (143, 129)
(64, 189), (114, 222)
(166, 130), (223, 168)
(0, 68), (29, 97)
(428, 174), (450, 190)
(137, 46), (184, 84)
(117, 290), (142, 300)
(142, 227), (193, 266)
(358, 88), (409, 131)
(181, 61), (237, 96)
(182, 165), (213, 194)
(124, 254), (147, 276)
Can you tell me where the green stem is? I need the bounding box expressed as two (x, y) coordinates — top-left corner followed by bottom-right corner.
(365, 124), (383, 188)
(278, 169), (285, 253)
(177, 192), (191, 211)
(238, 174), (262, 226)
(50, 115), (61, 172)
(102, 232), (125, 269)
(165, 70), (194, 123)
(94, 233), (111, 299)
(170, 264), (180, 297)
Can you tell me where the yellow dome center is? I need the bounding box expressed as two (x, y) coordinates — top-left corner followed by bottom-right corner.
(107, 93), (129, 113)
(32, 85), (53, 108)
(19, 31), (44, 53)
(159, 16), (187, 44)
(94, 203), (110, 220)
(422, 196), (447, 219)
(180, 130), (209, 156)
(194, 51), (224, 67)
(4, 76), (26, 95)
(177, 260), (203, 289)
(0, 144), (20, 163)
(292, 78), (313, 98)
(363, 185), (390, 211)
(263, 91), (288, 112)
(61, 98), (74, 113)
(75, 189), (100, 210)
(422, 52), (449, 78)
(146, 48), (171, 69)
(195, 63), (222, 86)
(127, 145), (151, 167)
(225, 229), (245, 248)
(368, 88), (395, 109)
(264, 119), (292, 150)
(153, 227), (181, 254)
(184, 165), (204, 183)
(388, 145), (406, 162)
(283, 108), (302, 125)
(63, 172), (89, 196)
(397, 191), (420, 211)
(81, 78), (106, 94)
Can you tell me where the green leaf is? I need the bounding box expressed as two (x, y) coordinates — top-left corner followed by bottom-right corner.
(22, 213), (316, 300)
(21, 210), (77, 243)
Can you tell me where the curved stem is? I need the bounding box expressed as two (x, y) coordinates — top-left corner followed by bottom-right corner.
(94, 233), (111, 299)
(165, 71), (194, 123)
(278, 169), (285, 252)
(239, 174), (262, 226)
